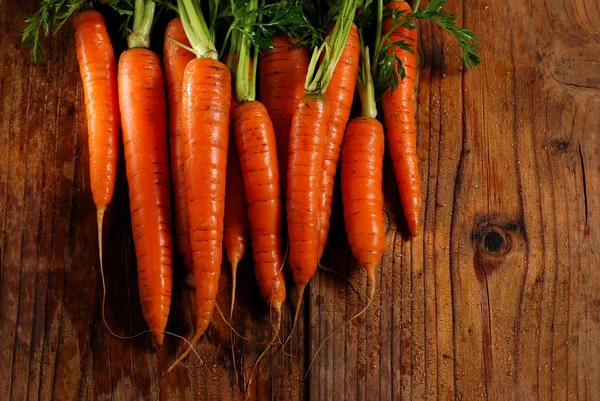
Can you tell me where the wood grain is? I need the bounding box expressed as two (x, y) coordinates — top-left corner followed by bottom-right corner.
(1, 0), (599, 400)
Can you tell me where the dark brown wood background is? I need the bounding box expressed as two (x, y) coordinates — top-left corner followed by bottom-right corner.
(2, 0), (600, 399)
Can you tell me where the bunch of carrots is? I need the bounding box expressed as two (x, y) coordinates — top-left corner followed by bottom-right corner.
(23, 0), (479, 382)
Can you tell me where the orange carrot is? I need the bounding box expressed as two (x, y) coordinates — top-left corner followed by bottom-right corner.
(164, 18), (195, 271)
(224, 92), (250, 315)
(223, 55), (251, 353)
(305, 23), (383, 371)
(287, 93), (329, 306)
(259, 35), (308, 196)
(381, 1), (421, 236)
(232, 101), (286, 312)
(286, 0), (360, 340)
(233, 102), (287, 387)
(224, 130), (249, 278)
(341, 116), (385, 289)
(73, 10), (120, 274)
(318, 23), (360, 257)
(229, 35), (286, 314)
(307, 117), (385, 373)
(182, 57), (231, 342)
(227, 0), (290, 382)
(165, 0), (232, 370)
(118, 48), (173, 347)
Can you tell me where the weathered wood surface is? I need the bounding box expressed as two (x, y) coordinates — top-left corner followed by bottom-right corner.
(1, 0), (600, 399)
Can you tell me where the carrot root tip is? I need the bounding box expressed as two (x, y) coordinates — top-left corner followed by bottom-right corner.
(167, 329), (202, 373)
(305, 270), (376, 378)
(283, 283), (306, 347)
(246, 307), (282, 395)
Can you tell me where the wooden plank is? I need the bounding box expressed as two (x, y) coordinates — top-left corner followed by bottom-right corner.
(1, 0), (600, 400)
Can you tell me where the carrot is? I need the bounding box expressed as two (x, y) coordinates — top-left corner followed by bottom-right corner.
(119, 3), (173, 346)
(380, 1), (421, 236)
(119, 1), (173, 347)
(226, 1), (290, 386)
(232, 101), (286, 313)
(305, 27), (384, 374)
(287, 93), (328, 294)
(341, 41), (385, 279)
(224, 128), (250, 299)
(181, 55), (230, 345)
(308, 0), (482, 364)
(224, 110), (249, 383)
(168, 0), (231, 370)
(341, 116), (385, 293)
(224, 89), (249, 324)
(259, 35), (309, 196)
(73, 10), (120, 288)
(307, 117), (385, 375)
(286, 0), (360, 340)
(318, 22), (360, 257)
(234, 100), (287, 389)
(164, 18), (195, 271)
(373, 0), (480, 236)
(223, 56), (251, 377)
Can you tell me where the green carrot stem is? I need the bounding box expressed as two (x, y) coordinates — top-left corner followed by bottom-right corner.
(357, 30), (376, 119)
(235, 0), (259, 103)
(372, 0), (383, 80)
(413, 0), (422, 13)
(304, 0), (359, 95)
(128, 0), (156, 48)
(177, 0), (218, 59)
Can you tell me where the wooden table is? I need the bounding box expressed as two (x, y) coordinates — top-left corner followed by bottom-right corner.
(1, 0), (599, 400)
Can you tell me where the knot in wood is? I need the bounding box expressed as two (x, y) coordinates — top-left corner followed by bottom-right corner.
(472, 224), (513, 258)
(471, 216), (525, 282)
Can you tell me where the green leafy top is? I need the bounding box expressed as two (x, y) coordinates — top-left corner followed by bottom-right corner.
(221, 0), (322, 102)
(304, 0), (360, 95)
(220, 0), (322, 59)
(373, 0), (480, 96)
(231, 0), (259, 102)
(22, 0), (132, 63)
